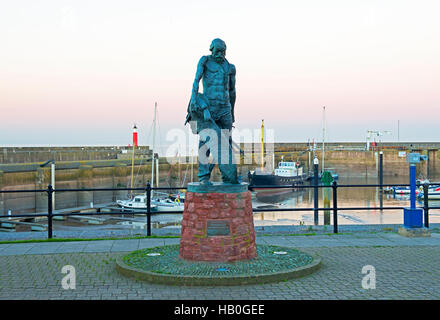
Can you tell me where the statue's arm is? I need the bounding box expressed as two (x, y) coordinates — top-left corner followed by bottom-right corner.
(192, 56), (207, 99)
(229, 64), (236, 123)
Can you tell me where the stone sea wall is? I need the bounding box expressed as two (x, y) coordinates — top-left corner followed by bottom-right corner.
(1, 144), (439, 215)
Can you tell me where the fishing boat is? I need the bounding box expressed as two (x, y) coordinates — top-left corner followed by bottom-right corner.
(248, 120), (309, 194)
(248, 160), (309, 190)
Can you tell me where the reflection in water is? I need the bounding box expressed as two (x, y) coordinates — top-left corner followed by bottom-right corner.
(252, 176), (440, 226)
(47, 176), (440, 233)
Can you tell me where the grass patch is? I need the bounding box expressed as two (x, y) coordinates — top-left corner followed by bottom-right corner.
(121, 244), (315, 277)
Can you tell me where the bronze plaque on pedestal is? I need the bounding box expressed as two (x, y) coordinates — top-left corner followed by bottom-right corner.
(207, 220), (230, 236)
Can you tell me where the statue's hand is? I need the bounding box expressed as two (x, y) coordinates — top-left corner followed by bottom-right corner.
(203, 109), (211, 121)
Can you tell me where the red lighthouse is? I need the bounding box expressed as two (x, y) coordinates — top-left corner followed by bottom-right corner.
(132, 124), (138, 147)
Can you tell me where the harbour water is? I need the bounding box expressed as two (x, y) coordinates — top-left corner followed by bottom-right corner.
(32, 176), (438, 236)
(252, 176), (440, 227)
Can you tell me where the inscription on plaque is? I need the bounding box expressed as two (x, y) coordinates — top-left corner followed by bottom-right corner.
(207, 220), (230, 236)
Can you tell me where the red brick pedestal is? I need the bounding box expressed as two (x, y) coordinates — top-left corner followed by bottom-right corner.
(179, 183), (257, 262)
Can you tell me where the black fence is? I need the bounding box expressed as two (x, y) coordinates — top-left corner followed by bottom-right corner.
(0, 182), (437, 239)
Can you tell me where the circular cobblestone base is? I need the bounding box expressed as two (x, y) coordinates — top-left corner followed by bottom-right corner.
(115, 245), (321, 286)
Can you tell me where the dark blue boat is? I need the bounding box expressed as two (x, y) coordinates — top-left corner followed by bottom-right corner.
(248, 161), (310, 194)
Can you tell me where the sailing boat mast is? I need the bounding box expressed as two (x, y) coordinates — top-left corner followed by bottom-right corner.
(130, 124), (136, 199)
(151, 102), (157, 189)
(322, 106), (326, 173)
(261, 119), (265, 172)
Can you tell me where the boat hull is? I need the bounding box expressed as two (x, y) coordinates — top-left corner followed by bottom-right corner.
(417, 186), (440, 199)
(116, 203), (157, 212)
(248, 172), (308, 195)
(153, 204), (184, 212)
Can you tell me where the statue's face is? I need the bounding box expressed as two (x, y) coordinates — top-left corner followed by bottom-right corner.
(212, 46), (226, 63)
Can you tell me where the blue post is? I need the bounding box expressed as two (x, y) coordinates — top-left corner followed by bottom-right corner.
(410, 164), (416, 210)
(403, 153), (426, 229)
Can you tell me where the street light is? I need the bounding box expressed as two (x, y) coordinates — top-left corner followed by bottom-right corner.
(40, 160), (55, 209)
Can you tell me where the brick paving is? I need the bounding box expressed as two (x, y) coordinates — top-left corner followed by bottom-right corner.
(0, 232), (439, 300)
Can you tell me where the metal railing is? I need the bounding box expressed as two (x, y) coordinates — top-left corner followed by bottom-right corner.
(0, 182), (438, 239)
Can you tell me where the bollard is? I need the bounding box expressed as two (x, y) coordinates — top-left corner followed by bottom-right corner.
(321, 171), (333, 225)
(146, 182), (151, 236)
(332, 181), (338, 234)
(423, 182), (429, 228)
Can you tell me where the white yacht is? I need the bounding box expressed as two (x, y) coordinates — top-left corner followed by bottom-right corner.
(116, 194), (156, 211)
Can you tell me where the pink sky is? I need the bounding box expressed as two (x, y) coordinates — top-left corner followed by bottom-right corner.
(1, 0), (439, 149)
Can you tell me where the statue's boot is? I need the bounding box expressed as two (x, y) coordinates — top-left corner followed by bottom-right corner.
(199, 178), (212, 186)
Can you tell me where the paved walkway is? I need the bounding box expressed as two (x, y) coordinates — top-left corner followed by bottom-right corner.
(0, 232), (439, 256)
(1, 232), (439, 299)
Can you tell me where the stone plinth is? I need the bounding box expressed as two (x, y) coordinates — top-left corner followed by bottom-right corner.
(179, 182), (257, 262)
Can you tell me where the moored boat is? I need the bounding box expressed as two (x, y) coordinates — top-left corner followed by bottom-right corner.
(248, 161), (309, 194)
(116, 194), (157, 211)
(417, 184), (440, 199)
(151, 196), (184, 212)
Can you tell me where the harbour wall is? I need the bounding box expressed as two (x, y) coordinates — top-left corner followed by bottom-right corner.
(282, 149), (438, 178)
(0, 146), (152, 164)
(1, 143), (440, 215)
(0, 161), (195, 216)
(0, 160), (254, 216)
(246, 142), (439, 179)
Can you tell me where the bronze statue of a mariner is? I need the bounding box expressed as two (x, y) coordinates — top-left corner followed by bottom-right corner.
(185, 38), (239, 185)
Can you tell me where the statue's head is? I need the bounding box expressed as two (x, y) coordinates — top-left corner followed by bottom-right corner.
(209, 38), (226, 63)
